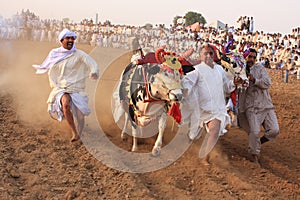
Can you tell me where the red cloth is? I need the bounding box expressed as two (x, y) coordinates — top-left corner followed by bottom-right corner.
(168, 102), (182, 124)
(230, 90), (237, 106)
(136, 52), (158, 65)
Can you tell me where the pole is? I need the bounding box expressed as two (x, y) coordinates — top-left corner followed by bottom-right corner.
(284, 69), (288, 83)
(95, 13), (98, 24)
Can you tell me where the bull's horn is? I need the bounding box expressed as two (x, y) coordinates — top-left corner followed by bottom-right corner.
(155, 47), (165, 64)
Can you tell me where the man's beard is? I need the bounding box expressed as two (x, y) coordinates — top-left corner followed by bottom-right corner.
(67, 42), (74, 48)
(246, 60), (254, 67)
(205, 58), (214, 67)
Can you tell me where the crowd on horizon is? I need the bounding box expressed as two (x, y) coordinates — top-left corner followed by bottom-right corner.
(1, 9), (300, 74)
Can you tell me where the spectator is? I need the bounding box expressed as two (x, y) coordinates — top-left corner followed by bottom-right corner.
(249, 17), (254, 33)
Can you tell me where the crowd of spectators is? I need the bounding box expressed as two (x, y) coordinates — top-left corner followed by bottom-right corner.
(1, 10), (300, 74)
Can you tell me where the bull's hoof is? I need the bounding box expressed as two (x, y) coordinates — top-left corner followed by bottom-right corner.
(131, 146), (138, 152)
(225, 123), (231, 130)
(152, 146), (161, 157)
(121, 132), (127, 141)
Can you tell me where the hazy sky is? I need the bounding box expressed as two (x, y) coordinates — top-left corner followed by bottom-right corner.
(1, 0), (299, 34)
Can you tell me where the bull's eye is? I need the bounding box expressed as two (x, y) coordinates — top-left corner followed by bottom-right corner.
(172, 58), (177, 64)
(232, 62), (237, 68)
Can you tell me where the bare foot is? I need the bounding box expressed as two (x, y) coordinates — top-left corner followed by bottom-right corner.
(200, 159), (210, 166)
(200, 155), (210, 166)
(70, 134), (79, 142)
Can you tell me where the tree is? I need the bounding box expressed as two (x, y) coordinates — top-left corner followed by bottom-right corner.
(62, 18), (70, 24)
(173, 11), (206, 27)
(185, 11), (206, 27)
(173, 16), (182, 26)
(143, 23), (153, 30)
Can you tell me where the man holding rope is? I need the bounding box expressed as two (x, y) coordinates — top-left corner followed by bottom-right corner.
(238, 48), (279, 163)
(33, 28), (99, 142)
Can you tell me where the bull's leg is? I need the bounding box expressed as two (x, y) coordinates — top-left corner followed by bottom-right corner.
(131, 127), (138, 152)
(121, 113), (128, 140)
(152, 112), (167, 157)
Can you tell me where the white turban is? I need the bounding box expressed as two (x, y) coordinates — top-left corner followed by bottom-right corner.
(58, 28), (77, 42)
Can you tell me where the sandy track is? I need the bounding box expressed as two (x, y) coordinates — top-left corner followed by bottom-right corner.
(0, 41), (299, 199)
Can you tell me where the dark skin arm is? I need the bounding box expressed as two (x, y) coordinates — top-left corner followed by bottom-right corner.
(247, 73), (256, 83)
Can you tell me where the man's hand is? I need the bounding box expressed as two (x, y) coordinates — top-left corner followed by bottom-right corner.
(90, 73), (98, 80)
(248, 73), (256, 83)
(234, 77), (244, 85)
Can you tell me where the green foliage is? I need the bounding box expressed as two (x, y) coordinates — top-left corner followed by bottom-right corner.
(185, 11), (206, 26)
(173, 16), (182, 26)
(173, 11), (206, 27)
(143, 23), (153, 30)
(62, 18), (70, 23)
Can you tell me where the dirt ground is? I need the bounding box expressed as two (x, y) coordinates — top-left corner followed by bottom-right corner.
(0, 40), (299, 200)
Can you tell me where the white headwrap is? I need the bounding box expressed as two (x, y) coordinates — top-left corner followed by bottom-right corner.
(33, 29), (77, 74)
(58, 28), (77, 42)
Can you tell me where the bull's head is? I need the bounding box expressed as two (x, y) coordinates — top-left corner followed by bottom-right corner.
(150, 66), (183, 102)
(149, 47), (183, 102)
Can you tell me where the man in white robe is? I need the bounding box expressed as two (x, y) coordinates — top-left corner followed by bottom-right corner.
(182, 43), (242, 165)
(33, 28), (99, 142)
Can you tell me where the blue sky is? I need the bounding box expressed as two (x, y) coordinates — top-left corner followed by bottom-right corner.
(1, 0), (299, 34)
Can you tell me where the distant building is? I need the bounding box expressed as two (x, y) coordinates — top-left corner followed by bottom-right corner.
(209, 20), (225, 30)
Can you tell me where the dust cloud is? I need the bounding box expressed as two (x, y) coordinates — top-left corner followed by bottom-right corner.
(0, 40), (53, 126)
(0, 40), (130, 130)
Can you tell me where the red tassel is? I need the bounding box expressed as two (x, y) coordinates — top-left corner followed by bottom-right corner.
(168, 102), (182, 124)
(230, 90), (237, 106)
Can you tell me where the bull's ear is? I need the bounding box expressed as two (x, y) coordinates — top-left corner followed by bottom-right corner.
(222, 55), (230, 63)
(148, 65), (160, 75)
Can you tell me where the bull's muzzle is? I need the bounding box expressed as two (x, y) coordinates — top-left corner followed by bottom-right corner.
(169, 88), (183, 101)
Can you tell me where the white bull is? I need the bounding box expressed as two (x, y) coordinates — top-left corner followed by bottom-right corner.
(112, 47), (183, 156)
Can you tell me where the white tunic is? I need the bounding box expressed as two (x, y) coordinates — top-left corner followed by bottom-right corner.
(47, 50), (98, 120)
(181, 62), (236, 135)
